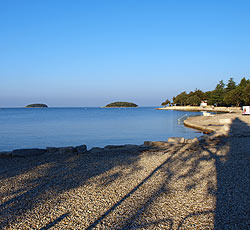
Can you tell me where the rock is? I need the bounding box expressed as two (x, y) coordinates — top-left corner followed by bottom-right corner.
(58, 146), (76, 154)
(191, 137), (199, 143)
(75, 144), (87, 153)
(167, 137), (185, 144)
(144, 141), (168, 147)
(89, 147), (105, 154)
(0, 151), (12, 158)
(104, 144), (140, 150)
(12, 148), (46, 157)
(104, 145), (127, 150)
(46, 147), (59, 153)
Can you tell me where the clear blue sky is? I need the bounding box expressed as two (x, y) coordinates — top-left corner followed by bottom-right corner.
(0, 0), (249, 107)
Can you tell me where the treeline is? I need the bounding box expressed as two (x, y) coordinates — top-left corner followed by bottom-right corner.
(162, 77), (250, 107)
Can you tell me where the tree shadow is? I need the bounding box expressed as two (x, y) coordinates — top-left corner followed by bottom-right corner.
(214, 118), (250, 229)
(177, 117), (250, 229)
(1, 118), (249, 229)
(86, 118), (250, 229)
(40, 212), (70, 230)
(0, 147), (149, 229)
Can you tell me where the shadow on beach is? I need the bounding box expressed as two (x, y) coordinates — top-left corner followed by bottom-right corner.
(0, 118), (249, 229)
(0, 146), (149, 229)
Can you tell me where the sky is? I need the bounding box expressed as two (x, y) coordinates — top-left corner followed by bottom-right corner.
(0, 0), (250, 107)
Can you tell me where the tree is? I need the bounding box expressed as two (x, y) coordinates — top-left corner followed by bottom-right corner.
(239, 77), (249, 88)
(186, 95), (201, 106)
(224, 87), (244, 107)
(243, 83), (250, 105)
(161, 99), (171, 106)
(210, 80), (226, 106)
(168, 77), (250, 107)
(215, 80), (225, 91)
(173, 91), (188, 106)
(225, 77), (236, 93)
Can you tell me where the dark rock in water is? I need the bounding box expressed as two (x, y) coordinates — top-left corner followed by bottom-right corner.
(75, 144), (87, 153)
(12, 148), (46, 157)
(25, 103), (48, 108)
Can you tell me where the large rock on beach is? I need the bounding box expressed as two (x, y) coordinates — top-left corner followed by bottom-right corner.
(75, 144), (87, 153)
(144, 141), (169, 147)
(167, 137), (185, 144)
(58, 146), (76, 154)
(12, 148), (46, 157)
(104, 144), (139, 150)
(46, 147), (59, 153)
(0, 151), (12, 158)
(89, 147), (105, 154)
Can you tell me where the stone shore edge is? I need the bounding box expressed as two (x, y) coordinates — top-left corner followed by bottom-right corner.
(183, 119), (215, 134)
(1, 112), (225, 158)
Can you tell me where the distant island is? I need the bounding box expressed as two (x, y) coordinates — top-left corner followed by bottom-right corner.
(25, 104), (48, 108)
(105, 102), (138, 108)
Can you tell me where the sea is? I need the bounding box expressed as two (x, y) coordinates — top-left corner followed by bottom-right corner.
(0, 107), (203, 151)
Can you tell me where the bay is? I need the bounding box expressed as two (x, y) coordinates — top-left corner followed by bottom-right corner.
(0, 107), (202, 151)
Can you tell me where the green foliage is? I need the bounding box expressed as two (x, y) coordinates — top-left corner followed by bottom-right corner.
(163, 77), (250, 107)
(225, 77), (236, 93)
(224, 88), (244, 106)
(161, 99), (171, 106)
(105, 102), (138, 107)
(186, 95), (201, 106)
(243, 84), (250, 105)
(173, 91), (188, 106)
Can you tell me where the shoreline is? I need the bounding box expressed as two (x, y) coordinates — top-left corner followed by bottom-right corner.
(0, 109), (245, 155)
(1, 112), (250, 229)
(157, 105), (241, 113)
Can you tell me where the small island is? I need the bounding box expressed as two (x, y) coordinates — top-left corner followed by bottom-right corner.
(25, 104), (48, 108)
(105, 102), (138, 108)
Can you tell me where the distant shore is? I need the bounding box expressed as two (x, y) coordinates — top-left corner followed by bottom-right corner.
(157, 105), (241, 113)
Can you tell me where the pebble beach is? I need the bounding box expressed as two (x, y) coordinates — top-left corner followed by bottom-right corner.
(0, 111), (250, 229)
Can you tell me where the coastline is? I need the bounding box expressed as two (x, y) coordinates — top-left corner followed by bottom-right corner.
(1, 112), (250, 228)
(157, 105), (241, 113)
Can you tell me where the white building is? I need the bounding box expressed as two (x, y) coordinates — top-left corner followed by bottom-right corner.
(242, 106), (250, 115)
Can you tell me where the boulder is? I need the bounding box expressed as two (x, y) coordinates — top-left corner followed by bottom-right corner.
(75, 144), (87, 153)
(89, 147), (105, 154)
(104, 145), (126, 150)
(46, 147), (59, 153)
(12, 148), (46, 157)
(0, 151), (12, 158)
(191, 137), (199, 143)
(167, 137), (185, 144)
(144, 141), (168, 147)
(104, 144), (139, 150)
(58, 146), (76, 154)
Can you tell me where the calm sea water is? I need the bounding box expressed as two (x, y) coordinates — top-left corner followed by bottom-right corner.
(0, 107), (202, 151)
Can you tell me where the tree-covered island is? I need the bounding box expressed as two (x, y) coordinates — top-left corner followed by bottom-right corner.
(25, 104), (48, 108)
(105, 102), (138, 108)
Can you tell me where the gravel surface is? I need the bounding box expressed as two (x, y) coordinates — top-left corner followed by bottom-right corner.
(0, 115), (249, 229)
